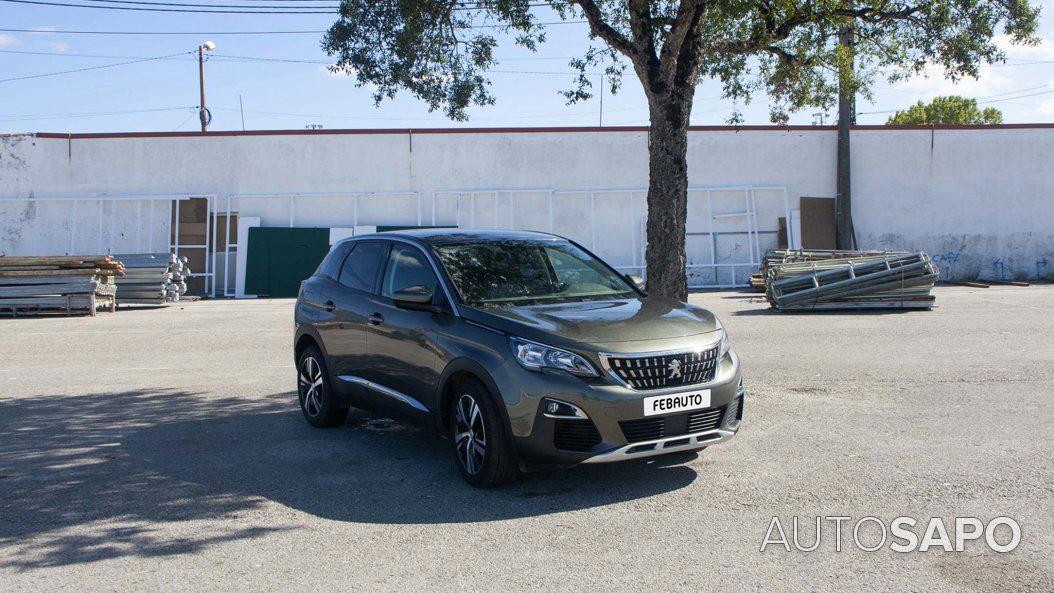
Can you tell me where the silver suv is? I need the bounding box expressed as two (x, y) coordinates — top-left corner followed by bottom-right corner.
(294, 229), (744, 487)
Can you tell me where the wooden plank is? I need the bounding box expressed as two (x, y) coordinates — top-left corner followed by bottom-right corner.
(0, 268), (119, 277)
(799, 197), (837, 250)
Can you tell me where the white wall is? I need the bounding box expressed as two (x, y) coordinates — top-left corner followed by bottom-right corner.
(1, 126), (1051, 282)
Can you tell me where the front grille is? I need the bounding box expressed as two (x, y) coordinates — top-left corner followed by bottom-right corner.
(619, 406), (726, 443)
(605, 346), (719, 390)
(554, 419), (602, 452)
(686, 407), (724, 433)
(619, 417), (665, 442)
(727, 394), (743, 423)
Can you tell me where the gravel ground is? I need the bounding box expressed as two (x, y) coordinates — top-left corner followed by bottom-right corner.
(1, 286), (1052, 593)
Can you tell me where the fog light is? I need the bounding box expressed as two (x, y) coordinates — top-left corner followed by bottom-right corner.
(541, 398), (587, 419)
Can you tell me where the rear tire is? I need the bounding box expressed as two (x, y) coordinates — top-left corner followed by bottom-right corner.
(297, 345), (348, 427)
(449, 377), (519, 488)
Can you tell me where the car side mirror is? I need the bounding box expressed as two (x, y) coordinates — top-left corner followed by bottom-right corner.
(625, 274), (646, 290)
(393, 285), (438, 311)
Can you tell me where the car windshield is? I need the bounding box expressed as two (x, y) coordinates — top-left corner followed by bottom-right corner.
(433, 240), (637, 306)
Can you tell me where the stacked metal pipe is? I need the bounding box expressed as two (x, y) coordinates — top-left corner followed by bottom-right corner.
(112, 253), (191, 305)
(764, 249), (939, 310)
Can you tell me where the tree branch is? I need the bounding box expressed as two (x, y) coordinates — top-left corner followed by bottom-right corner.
(660, 0), (707, 87)
(571, 0), (638, 57)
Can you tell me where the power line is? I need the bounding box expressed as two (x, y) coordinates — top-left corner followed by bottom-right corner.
(80, 0), (340, 7)
(0, 51), (193, 83)
(209, 52), (601, 73)
(975, 83), (1053, 100)
(78, 0), (340, 7)
(0, 48), (195, 59)
(0, 20), (587, 35)
(0, 48), (576, 64)
(211, 104), (647, 122)
(977, 89), (1054, 104)
(0, 28), (327, 35)
(990, 59), (1054, 67)
(0, 48), (602, 81)
(0, 0), (336, 13)
(0, 106), (196, 122)
(0, 0), (553, 13)
(858, 87), (1054, 116)
(65, 0), (550, 7)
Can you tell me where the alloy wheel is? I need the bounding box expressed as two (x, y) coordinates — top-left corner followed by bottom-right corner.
(299, 356), (324, 417)
(454, 393), (486, 475)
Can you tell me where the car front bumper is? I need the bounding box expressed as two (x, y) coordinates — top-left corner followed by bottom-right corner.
(496, 348), (745, 468)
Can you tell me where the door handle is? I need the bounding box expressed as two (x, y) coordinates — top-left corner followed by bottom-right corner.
(368, 312), (384, 326)
(322, 300), (336, 312)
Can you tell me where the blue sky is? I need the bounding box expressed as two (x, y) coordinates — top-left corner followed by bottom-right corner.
(1, 1), (1053, 133)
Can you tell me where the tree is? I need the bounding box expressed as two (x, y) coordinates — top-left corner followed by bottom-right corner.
(324, 1), (1038, 300)
(887, 95), (1004, 125)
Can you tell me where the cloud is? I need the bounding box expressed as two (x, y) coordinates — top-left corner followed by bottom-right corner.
(895, 63), (1014, 99)
(881, 30), (1054, 102)
(995, 33), (1054, 62)
(0, 34), (20, 47)
(49, 41), (70, 52)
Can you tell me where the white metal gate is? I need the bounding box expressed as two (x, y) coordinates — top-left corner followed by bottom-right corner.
(0, 193), (216, 293)
(437, 185), (790, 288)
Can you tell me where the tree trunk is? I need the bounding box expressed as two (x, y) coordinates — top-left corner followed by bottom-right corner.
(644, 96), (692, 301)
(835, 25), (856, 250)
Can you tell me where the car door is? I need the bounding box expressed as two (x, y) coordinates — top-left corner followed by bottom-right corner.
(363, 241), (450, 418)
(321, 240), (388, 388)
(306, 240), (353, 355)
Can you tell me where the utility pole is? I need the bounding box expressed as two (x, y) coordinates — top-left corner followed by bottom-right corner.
(198, 41), (215, 132)
(835, 25), (856, 250)
(239, 94), (246, 131)
(598, 73), (604, 127)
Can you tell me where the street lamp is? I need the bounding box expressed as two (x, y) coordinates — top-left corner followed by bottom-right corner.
(198, 41), (215, 132)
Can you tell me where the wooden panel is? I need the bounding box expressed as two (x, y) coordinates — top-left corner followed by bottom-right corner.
(215, 214), (238, 250)
(170, 197), (211, 296)
(799, 197), (837, 250)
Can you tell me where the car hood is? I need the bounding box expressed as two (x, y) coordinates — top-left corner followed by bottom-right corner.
(463, 296), (719, 345)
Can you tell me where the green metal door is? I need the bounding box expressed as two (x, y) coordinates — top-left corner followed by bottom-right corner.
(244, 227), (331, 298)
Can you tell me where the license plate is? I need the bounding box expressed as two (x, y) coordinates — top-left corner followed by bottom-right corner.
(643, 390), (711, 416)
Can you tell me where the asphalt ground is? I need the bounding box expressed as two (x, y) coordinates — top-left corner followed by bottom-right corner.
(1, 286), (1052, 592)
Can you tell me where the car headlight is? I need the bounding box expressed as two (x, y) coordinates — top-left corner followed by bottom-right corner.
(509, 336), (598, 377)
(716, 327), (731, 359)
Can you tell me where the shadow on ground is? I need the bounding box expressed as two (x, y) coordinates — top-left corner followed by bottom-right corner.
(0, 389), (699, 570)
(731, 306), (919, 316)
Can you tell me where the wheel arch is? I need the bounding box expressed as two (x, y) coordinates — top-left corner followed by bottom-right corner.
(294, 328), (325, 363)
(435, 358), (512, 437)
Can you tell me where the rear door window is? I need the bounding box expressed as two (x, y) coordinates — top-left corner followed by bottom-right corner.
(317, 241), (354, 279)
(337, 240), (387, 293)
(380, 244), (439, 300)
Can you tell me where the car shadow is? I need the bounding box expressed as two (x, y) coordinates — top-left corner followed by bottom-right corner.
(0, 389), (699, 570)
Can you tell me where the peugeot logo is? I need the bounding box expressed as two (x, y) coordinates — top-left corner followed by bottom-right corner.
(667, 359), (682, 379)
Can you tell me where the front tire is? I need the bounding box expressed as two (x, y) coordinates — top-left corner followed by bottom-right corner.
(449, 378), (519, 488)
(297, 345), (348, 427)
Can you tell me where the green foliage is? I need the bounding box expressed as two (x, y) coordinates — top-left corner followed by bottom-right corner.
(323, 1), (1040, 122)
(887, 95), (1004, 125)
